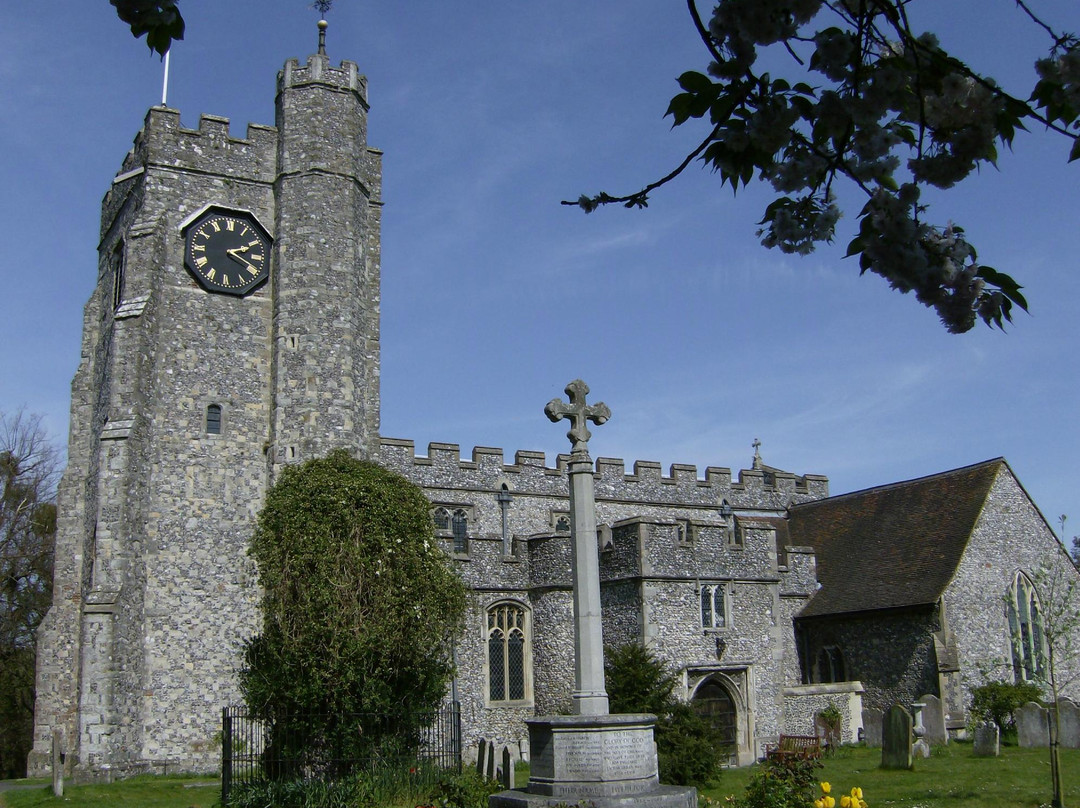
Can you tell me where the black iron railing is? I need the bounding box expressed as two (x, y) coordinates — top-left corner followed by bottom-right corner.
(220, 703), (462, 805)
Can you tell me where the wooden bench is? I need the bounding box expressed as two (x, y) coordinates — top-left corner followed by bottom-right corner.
(765, 734), (823, 761)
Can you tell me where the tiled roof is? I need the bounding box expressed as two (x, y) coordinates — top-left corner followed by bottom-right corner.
(788, 459), (1004, 618)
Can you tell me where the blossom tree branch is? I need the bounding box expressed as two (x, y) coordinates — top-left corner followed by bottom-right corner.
(566, 0), (1079, 333)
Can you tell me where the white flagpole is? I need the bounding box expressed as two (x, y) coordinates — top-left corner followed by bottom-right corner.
(161, 49), (171, 107)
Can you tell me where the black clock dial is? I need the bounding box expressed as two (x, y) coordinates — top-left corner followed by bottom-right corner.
(183, 209), (272, 296)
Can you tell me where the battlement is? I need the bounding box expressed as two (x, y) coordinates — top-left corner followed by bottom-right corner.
(278, 54), (368, 106)
(378, 437), (830, 505)
(117, 107), (279, 185)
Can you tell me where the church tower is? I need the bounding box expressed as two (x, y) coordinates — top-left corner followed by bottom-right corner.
(30, 31), (382, 775)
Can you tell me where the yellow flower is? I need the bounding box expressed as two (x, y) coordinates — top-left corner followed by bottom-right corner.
(841, 796), (852, 808)
(821, 782), (832, 794)
(815, 800), (825, 808)
(824, 797), (836, 808)
(851, 787), (863, 800)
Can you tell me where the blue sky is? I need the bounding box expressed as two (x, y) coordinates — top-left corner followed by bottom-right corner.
(1, 2), (1077, 536)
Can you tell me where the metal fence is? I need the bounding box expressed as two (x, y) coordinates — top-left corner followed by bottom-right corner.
(220, 703), (462, 805)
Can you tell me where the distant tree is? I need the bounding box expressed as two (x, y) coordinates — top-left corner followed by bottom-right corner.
(241, 450), (466, 776)
(569, 0), (1079, 333)
(0, 410), (59, 779)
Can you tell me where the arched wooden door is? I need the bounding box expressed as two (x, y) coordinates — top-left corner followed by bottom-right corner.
(691, 678), (738, 765)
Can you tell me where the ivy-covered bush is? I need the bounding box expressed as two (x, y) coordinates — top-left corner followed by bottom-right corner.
(605, 643), (727, 786)
(241, 450), (467, 775)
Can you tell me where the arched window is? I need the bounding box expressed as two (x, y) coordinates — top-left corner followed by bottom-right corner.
(451, 509), (468, 554)
(701, 582), (728, 629)
(815, 646), (845, 684)
(487, 602), (530, 703)
(205, 404), (222, 434)
(1008, 572), (1047, 683)
(432, 505), (471, 554)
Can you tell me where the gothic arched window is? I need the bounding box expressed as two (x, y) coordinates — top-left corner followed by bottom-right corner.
(1008, 572), (1047, 683)
(487, 602), (530, 704)
(432, 505), (471, 554)
(815, 646), (846, 684)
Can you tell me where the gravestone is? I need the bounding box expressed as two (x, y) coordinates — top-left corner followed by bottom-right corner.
(1017, 702), (1050, 748)
(477, 739), (489, 776)
(862, 709), (883, 747)
(501, 746), (515, 789)
(51, 730), (64, 797)
(491, 381), (697, 808)
(881, 705), (913, 770)
(918, 694), (947, 745)
(973, 722), (999, 757)
(1057, 700), (1080, 750)
(487, 740), (498, 780)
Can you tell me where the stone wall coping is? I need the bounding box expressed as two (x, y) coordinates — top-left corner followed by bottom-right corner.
(784, 681), (866, 696)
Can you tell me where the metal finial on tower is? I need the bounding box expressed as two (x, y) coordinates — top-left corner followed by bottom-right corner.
(313, 0), (333, 55)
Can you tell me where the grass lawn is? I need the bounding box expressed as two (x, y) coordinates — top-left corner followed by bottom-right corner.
(2, 744), (1077, 808)
(0, 775), (220, 808)
(702, 743), (1080, 807)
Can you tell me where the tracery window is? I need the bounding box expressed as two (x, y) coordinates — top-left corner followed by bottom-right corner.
(701, 582), (729, 629)
(1008, 572), (1047, 683)
(487, 602), (530, 703)
(432, 505), (470, 554)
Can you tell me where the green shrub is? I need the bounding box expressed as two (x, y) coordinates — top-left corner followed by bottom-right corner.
(970, 680), (1043, 738)
(431, 769), (503, 808)
(605, 643), (727, 786)
(728, 755), (823, 808)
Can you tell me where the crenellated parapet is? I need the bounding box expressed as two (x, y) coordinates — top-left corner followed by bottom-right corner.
(130, 108), (276, 184)
(378, 437), (829, 508)
(278, 54), (368, 105)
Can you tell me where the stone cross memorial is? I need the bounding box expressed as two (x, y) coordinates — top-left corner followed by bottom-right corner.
(490, 380), (696, 808)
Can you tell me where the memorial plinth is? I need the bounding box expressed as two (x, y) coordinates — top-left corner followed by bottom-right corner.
(489, 382), (695, 808)
(490, 714), (695, 808)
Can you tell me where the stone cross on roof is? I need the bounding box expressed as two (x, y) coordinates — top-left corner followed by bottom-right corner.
(545, 379), (610, 457)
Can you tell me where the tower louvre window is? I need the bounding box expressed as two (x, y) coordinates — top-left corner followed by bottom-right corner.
(205, 404), (222, 435)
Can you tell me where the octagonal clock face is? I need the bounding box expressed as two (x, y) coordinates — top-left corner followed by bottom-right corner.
(183, 207), (272, 296)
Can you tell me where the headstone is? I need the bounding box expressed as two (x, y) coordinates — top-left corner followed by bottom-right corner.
(1017, 701), (1050, 748)
(487, 740), (497, 780)
(862, 709), (883, 747)
(1055, 699), (1080, 750)
(501, 745), (515, 789)
(881, 704), (913, 770)
(918, 694), (947, 745)
(911, 702), (930, 759)
(51, 730), (64, 798)
(477, 739), (488, 776)
(973, 722), (1000, 757)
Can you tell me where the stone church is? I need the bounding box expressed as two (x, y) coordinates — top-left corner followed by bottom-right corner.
(29, 33), (1080, 778)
